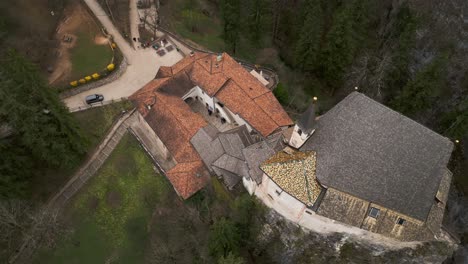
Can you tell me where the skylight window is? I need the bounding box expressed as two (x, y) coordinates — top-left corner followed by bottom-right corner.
(396, 218), (406, 225)
(368, 207), (380, 218)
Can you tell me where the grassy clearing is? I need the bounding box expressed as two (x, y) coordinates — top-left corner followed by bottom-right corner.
(30, 101), (133, 203)
(34, 133), (168, 263)
(33, 130), (260, 263)
(73, 100), (133, 152)
(70, 31), (113, 80)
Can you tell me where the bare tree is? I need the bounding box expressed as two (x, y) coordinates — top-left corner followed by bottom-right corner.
(141, 1), (159, 39)
(0, 200), (67, 262)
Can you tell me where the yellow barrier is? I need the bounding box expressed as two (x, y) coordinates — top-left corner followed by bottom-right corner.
(92, 73), (100, 79)
(70, 81), (78, 87)
(107, 63), (115, 71)
(78, 78), (86, 84)
(111, 43), (117, 49)
(85, 76), (92, 81)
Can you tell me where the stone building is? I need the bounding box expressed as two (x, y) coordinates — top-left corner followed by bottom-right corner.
(130, 51), (453, 242)
(250, 92), (453, 241)
(130, 51), (292, 198)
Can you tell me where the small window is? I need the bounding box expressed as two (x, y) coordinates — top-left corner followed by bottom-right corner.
(267, 194), (274, 200)
(217, 102), (224, 107)
(368, 207), (380, 218)
(275, 190), (282, 196)
(396, 218), (406, 225)
(298, 129), (302, 136)
(305, 210), (312, 215)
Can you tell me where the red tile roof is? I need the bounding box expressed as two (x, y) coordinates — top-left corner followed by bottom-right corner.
(130, 72), (209, 199)
(130, 52), (292, 199)
(163, 52), (292, 136)
(166, 160), (211, 199)
(216, 80), (281, 136)
(155, 66), (173, 78)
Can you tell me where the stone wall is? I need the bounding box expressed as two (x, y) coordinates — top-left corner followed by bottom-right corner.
(255, 173), (307, 222)
(130, 112), (176, 172)
(316, 187), (446, 241)
(317, 188), (369, 227)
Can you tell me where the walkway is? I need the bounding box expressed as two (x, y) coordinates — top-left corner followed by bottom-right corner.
(64, 0), (183, 111)
(48, 110), (138, 207)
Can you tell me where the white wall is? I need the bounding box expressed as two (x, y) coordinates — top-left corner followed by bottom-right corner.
(289, 125), (314, 149)
(224, 106), (253, 132)
(182, 86), (237, 125)
(182, 86), (214, 108)
(254, 173), (308, 222)
(242, 177), (257, 195)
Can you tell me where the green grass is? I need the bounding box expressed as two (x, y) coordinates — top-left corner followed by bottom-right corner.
(73, 100), (133, 152)
(34, 133), (170, 263)
(70, 31), (113, 81)
(30, 101), (133, 202)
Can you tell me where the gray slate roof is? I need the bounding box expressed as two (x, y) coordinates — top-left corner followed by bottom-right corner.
(297, 102), (316, 134)
(190, 125), (225, 170)
(191, 125), (255, 187)
(243, 132), (285, 184)
(301, 92), (453, 221)
(212, 154), (249, 178)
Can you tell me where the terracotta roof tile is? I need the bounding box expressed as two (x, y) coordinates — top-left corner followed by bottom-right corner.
(156, 66), (173, 78)
(166, 160), (210, 199)
(217, 81), (279, 136)
(130, 51), (293, 198)
(172, 53), (210, 74)
(254, 92), (293, 127)
(144, 95), (206, 163)
(130, 78), (170, 116)
(190, 62), (228, 96)
(221, 53), (269, 99)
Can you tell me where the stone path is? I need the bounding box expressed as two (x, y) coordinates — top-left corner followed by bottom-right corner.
(48, 109), (138, 208)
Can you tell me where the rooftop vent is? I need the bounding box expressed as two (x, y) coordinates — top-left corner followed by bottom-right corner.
(217, 54), (223, 62)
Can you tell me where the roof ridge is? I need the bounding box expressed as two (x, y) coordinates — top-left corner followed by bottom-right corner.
(155, 94), (200, 142)
(213, 77), (232, 97)
(357, 92), (453, 147)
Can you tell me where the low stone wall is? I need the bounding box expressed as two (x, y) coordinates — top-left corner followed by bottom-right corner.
(59, 57), (128, 99)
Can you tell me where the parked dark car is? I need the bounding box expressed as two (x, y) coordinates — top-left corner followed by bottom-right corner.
(85, 94), (104, 104)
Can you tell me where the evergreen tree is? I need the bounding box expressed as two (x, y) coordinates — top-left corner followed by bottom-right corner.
(384, 4), (418, 99)
(0, 138), (32, 198)
(294, 0), (324, 72)
(0, 50), (88, 198)
(221, 0), (241, 54)
(439, 98), (468, 139)
(209, 217), (240, 258)
(391, 54), (448, 115)
(319, 4), (356, 89)
(319, 0), (372, 91)
(244, 0), (267, 45)
(273, 82), (289, 105)
(218, 252), (245, 264)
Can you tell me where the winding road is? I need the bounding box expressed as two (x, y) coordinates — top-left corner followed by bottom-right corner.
(64, 0), (183, 110)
